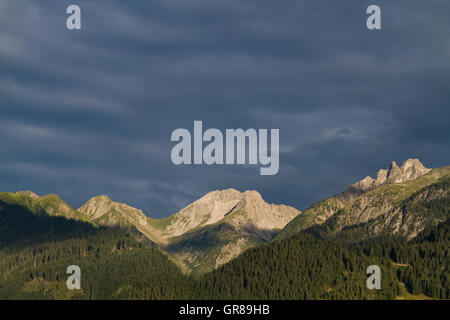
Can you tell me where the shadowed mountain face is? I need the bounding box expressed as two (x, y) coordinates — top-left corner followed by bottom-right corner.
(0, 194), (96, 250)
(0, 191), (88, 222)
(277, 159), (449, 241)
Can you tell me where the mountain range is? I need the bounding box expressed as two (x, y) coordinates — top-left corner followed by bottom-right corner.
(0, 158), (448, 299)
(2, 158), (447, 273)
(2, 187), (300, 273)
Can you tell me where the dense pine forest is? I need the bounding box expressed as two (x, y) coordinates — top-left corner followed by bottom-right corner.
(0, 199), (189, 299)
(197, 220), (449, 300)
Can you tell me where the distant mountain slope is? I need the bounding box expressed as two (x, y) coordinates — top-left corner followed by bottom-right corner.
(0, 194), (96, 249)
(37, 194), (90, 222)
(78, 195), (166, 244)
(0, 192), (47, 216)
(0, 191), (89, 222)
(78, 189), (300, 273)
(277, 160), (449, 240)
(15, 190), (40, 200)
(2, 189), (300, 273)
(166, 190), (300, 273)
(304, 175), (449, 241)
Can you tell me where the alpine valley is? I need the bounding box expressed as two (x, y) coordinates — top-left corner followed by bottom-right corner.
(0, 159), (448, 300)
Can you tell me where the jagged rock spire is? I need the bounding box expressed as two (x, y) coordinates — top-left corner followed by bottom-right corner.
(349, 159), (431, 193)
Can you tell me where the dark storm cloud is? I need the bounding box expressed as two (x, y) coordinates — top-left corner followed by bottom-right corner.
(0, 0), (449, 217)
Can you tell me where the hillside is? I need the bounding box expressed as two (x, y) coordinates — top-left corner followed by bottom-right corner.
(37, 194), (90, 222)
(194, 217), (450, 300)
(277, 160), (449, 240)
(304, 175), (449, 241)
(0, 191), (89, 222)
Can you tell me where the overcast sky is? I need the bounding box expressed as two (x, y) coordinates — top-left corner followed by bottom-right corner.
(0, 0), (449, 218)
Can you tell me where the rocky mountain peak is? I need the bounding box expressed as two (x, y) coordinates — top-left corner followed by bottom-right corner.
(78, 195), (114, 220)
(164, 189), (243, 236)
(89, 195), (112, 202)
(348, 159), (431, 193)
(165, 189), (300, 237)
(165, 189), (301, 271)
(400, 158), (431, 180)
(196, 188), (242, 205)
(242, 190), (264, 202)
(78, 195), (151, 229)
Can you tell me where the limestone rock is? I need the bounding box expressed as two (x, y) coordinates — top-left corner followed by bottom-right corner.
(348, 159), (431, 193)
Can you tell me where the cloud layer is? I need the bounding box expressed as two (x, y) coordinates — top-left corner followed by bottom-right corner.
(1, 0), (449, 217)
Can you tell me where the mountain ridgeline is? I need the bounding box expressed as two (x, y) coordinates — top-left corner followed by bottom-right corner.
(277, 159), (448, 240)
(77, 189), (300, 273)
(0, 158), (448, 299)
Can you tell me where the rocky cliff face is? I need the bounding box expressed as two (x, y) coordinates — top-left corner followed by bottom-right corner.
(371, 180), (449, 239)
(165, 189), (299, 239)
(165, 189), (300, 272)
(348, 159), (431, 194)
(306, 175), (449, 241)
(164, 189), (244, 237)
